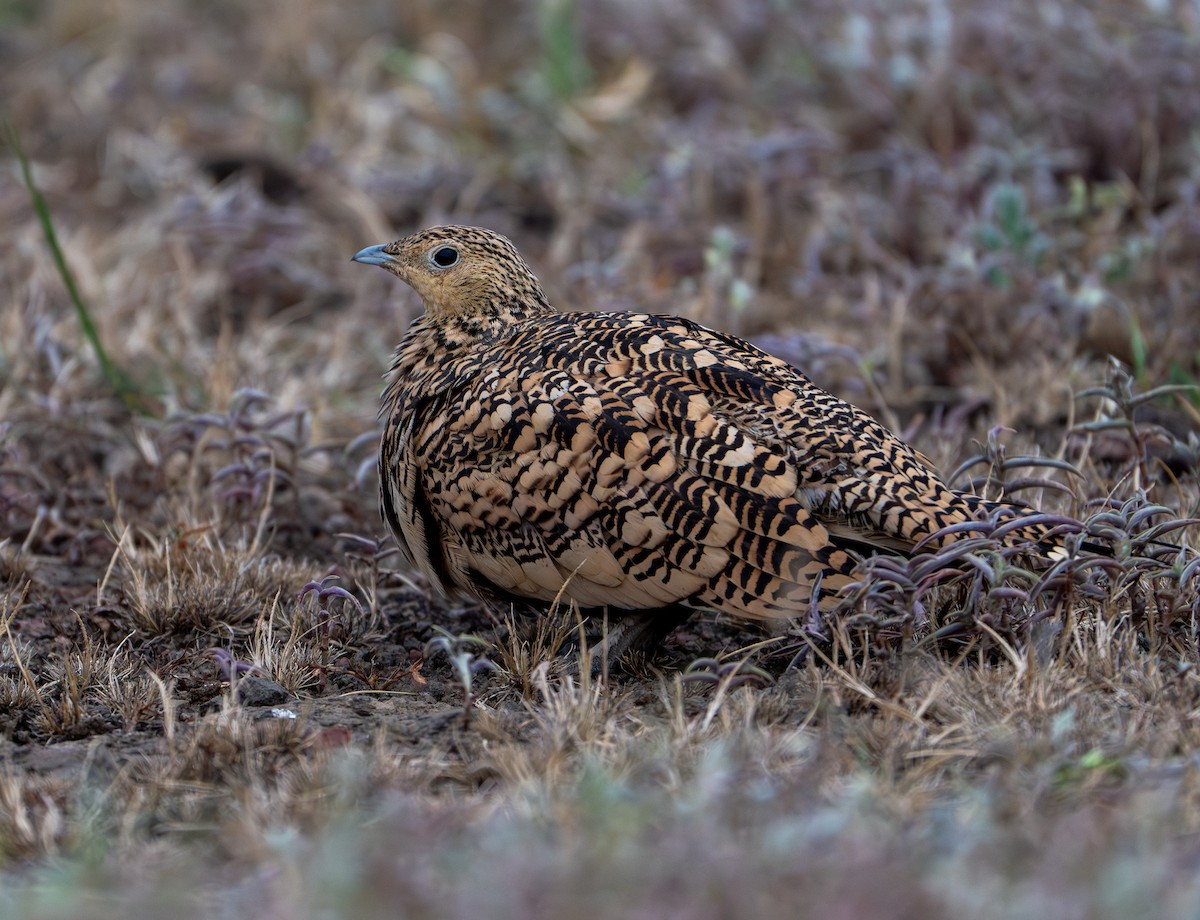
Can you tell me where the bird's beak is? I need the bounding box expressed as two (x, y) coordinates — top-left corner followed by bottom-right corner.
(351, 244), (396, 267)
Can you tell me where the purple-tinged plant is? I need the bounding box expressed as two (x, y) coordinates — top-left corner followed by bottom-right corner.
(333, 532), (403, 620)
(683, 657), (772, 729)
(344, 428), (382, 492)
(204, 647), (265, 682)
(947, 424), (1083, 503)
(299, 574), (366, 692)
(160, 388), (309, 519)
(1073, 360), (1200, 490)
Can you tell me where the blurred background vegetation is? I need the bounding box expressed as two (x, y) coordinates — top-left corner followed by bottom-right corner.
(4, 0), (1199, 436)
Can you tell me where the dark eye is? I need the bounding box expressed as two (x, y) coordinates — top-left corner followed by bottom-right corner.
(431, 246), (460, 268)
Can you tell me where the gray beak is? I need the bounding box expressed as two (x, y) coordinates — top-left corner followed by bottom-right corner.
(351, 244), (396, 267)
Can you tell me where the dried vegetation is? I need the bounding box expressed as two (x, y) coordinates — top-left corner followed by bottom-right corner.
(1, 0), (1199, 916)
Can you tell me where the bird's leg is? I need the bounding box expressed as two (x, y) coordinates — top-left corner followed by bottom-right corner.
(585, 605), (694, 675)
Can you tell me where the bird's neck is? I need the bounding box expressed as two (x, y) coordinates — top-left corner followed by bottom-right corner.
(382, 301), (553, 415)
(424, 298), (554, 349)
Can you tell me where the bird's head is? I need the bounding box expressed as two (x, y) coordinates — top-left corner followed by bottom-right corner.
(352, 225), (550, 319)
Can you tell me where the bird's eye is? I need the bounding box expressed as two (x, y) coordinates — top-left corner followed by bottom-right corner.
(431, 246), (460, 268)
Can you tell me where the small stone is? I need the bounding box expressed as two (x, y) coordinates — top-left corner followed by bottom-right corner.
(235, 675), (291, 707)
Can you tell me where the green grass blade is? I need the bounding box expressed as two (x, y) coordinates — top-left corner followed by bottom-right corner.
(5, 121), (142, 408)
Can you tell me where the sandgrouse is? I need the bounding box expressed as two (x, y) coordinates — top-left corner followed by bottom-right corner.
(354, 226), (1061, 658)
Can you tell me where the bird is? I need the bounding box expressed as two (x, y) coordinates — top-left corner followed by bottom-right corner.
(353, 225), (1066, 662)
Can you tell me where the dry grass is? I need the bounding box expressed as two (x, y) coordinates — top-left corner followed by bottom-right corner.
(2, 0), (1200, 916)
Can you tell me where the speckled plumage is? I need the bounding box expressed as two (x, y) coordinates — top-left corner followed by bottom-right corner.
(355, 226), (1057, 631)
